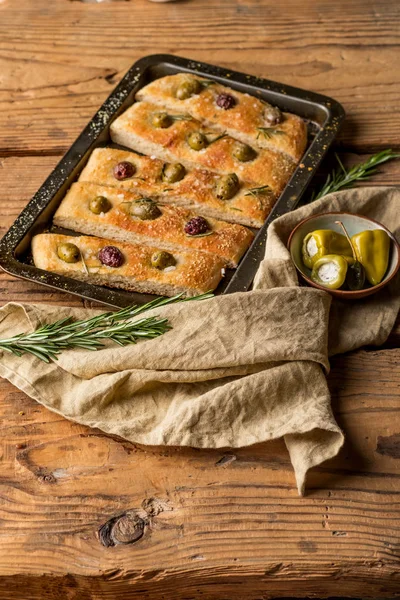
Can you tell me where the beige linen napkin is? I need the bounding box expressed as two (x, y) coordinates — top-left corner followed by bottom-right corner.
(0, 187), (399, 494)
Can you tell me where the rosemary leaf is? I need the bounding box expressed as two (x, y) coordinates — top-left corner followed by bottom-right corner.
(245, 185), (272, 210)
(312, 149), (400, 201)
(206, 132), (228, 145)
(170, 114), (193, 122)
(0, 293), (213, 363)
(256, 127), (286, 140)
(245, 185), (271, 197)
(185, 231), (214, 238)
(81, 254), (89, 275)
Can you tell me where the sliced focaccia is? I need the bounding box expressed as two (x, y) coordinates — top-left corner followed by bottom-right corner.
(79, 147), (276, 228)
(109, 101), (296, 190)
(53, 182), (254, 268)
(32, 233), (225, 297)
(136, 73), (307, 161)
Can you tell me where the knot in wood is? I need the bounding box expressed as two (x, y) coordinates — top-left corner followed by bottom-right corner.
(98, 511), (146, 547)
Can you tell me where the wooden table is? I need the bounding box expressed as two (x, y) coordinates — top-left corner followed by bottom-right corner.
(1, 1), (400, 598)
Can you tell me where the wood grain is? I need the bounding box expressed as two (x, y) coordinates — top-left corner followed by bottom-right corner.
(1, 0), (400, 597)
(0, 153), (399, 597)
(0, 0), (399, 155)
(0, 349), (400, 598)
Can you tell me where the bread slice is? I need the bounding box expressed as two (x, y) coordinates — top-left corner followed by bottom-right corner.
(53, 182), (254, 268)
(79, 147), (275, 228)
(109, 101), (296, 191)
(136, 73), (307, 161)
(32, 233), (225, 297)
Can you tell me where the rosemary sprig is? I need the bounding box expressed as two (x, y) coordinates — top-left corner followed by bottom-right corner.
(81, 253), (89, 276)
(245, 185), (271, 197)
(245, 185), (272, 210)
(0, 293), (213, 363)
(312, 149), (400, 200)
(256, 127), (286, 140)
(169, 114), (193, 122)
(185, 231), (214, 238)
(206, 131), (228, 145)
(120, 198), (160, 207)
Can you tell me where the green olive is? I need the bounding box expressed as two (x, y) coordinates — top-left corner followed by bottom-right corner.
(232, 141), (256, 162)
(129, 199), (162, 221)
(162, 163), (186, 184)
(151, 112), (172, 128)
(89, 195), (111, 215)
(187, 132), (208, 151)
(215, 173), (240, 200)
(176, 79), (202, 100)
(151, 250), (176, 270)
(57, 242), (80, 264)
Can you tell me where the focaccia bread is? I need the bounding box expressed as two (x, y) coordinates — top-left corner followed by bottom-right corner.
(32, 233), (225, 297)
(79, 147), (276, 228)
(54, 182), (254, 267)
(136, 73), (307, 161)
(109, 101), (296, 190)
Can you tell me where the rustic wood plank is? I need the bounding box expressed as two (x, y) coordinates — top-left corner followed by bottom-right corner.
(1, 1), (400, 596)
(0, 154), (399, 597)
(0, 348), (399, 598)
(0, 0), (399, 155)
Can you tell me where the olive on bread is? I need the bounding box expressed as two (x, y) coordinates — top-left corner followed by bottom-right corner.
(32, 233), (226, 298)
(53, 182), (254, 268)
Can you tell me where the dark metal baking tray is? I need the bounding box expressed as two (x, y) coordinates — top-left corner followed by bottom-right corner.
(0, 54), (345, 307)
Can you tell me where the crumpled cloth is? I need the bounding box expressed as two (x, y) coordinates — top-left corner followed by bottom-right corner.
(0, 186), (399, 494)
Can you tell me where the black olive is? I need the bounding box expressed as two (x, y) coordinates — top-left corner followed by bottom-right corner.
(346, 260), (366, 291)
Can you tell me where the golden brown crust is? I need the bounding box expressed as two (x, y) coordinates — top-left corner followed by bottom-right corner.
(136, 73), (307, 161)
(79, 147), (275, 228)
(32, 233), (225, 297)
(53, 182), (254, 267)
(109, 101), (296, 190)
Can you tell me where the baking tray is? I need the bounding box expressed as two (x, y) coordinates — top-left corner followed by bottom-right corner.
(0, 54), (345, 307)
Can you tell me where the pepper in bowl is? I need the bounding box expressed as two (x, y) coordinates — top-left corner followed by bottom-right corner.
(288, 212), (400, 299)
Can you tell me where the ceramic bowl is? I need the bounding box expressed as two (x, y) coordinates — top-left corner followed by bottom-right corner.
(288, 212), (400, 299)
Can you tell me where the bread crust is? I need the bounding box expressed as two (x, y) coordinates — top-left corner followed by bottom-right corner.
(136, 73), (307, 161)
(109, 101), (296, 190)
(32, 233), (225, 297)
(79, 147), (275, 228)
(54, 182), (254, 267)
(31, 75), (307, 299)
